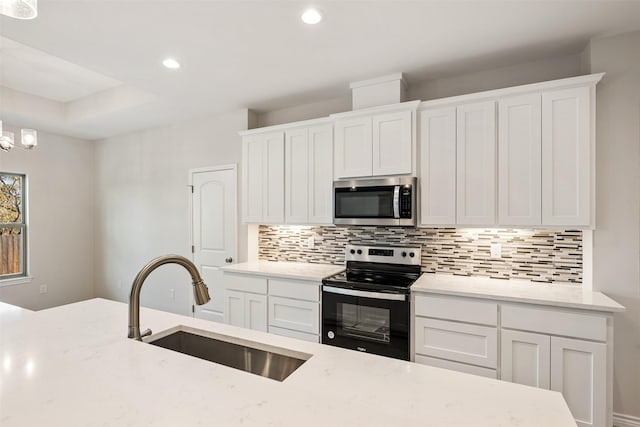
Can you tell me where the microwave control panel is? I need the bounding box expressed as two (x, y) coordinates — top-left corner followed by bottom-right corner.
(400, 186), (412, 218)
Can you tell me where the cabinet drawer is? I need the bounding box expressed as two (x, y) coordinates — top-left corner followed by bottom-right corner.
(269, 279), (320, 302)
(414, 294), (497, 326)
(415, 355), (497, 379)
(269, 326), (319, 343)
(224, 273), (267, 294)
(268, 296), (319, 334)
(415, 317), (497, 368)
(501, 304), (607, 341)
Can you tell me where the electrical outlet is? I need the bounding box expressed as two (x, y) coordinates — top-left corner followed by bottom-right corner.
(39, 284), (48, 294)
(490, 243), (502, 259)
(307, 236), (315, 249)
(170, 289), (175, 300)
(117, 279), (123, 289)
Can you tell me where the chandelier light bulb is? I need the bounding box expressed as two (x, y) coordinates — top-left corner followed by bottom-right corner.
(21, 129), (37, 149)
(0, 131), (15, 152)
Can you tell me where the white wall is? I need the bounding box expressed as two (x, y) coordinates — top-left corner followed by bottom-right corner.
(0, 128), (95, 310)
(588, 30), (640, 420)
(94, 109), (250, 316)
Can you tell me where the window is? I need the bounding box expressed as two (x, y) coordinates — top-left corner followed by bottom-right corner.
(0, 173), (27, 280)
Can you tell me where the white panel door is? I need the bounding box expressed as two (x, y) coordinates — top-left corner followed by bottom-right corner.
(542, 87), (591, 226)
(372, 110), (412, 176)
(501, 329), (550, 389)
(308, 124), (333, 224)
(498, 94), (542, 225)
(285, 128), (309, 224)
(419, 107), (457, 225)
(456, 101), (496, 225)
(192, 167), (237, 323)
(334, 116), (372, 178)
(246, 293), (268, 332)
(241, 136), (264, 223)
(551, 337), (606, 427)
(263, 131), (285, 223)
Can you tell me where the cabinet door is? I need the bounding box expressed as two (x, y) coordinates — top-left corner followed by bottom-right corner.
(498, 94), (542, 225)
(456, 101), (496, 225)
(268, 296), (319, 335)
(334, 116), (372, 178)
(245, 293), (268, 332)
(501, 329), (550, 389)
(241, 135), (264, 223)
(542, 87), (591, 226)
(285, 128), (309, 224)
(224, 289), (245, 328)
(308, 124), (333, 224)
(551, 337), (606, 427)
(263, 132), (285, 223)
(414, 317), (497, 368)
(419, 107), (457, 225)
(372, 110), (412, 176)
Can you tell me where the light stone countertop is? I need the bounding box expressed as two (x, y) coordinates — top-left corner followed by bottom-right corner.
(412, 273), (625, 312)
(221, 260), (344, 282)
(0, 298), (577, 427)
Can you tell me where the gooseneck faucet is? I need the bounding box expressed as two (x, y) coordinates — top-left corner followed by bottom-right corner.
(128, 255), (211, 340)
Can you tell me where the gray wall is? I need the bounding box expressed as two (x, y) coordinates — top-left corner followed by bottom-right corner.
(93, 109), (251, 316)
(0, 129), (95, 310)
(589, 30), (640, 419)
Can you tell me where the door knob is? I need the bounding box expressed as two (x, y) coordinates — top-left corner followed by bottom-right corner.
(225, 257), (233, 263)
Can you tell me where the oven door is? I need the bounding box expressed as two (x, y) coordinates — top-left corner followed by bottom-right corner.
(321, 285), (409, 360)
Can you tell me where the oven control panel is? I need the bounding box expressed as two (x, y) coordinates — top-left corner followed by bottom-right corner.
(345, 245), (421, 265)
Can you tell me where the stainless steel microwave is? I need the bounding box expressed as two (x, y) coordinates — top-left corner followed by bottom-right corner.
(333, 177), (417, 226)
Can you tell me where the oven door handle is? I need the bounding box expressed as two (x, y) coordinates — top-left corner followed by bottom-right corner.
(322, 286), (407, 301)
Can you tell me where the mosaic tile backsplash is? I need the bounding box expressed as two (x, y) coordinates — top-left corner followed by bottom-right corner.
(258, 226), (583, 284)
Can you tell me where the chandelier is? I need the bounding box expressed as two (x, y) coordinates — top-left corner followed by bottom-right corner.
(0, 0), (37, 19)
(0, 121), (37, 152)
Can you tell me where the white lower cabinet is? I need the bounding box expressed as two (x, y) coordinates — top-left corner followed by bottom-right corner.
(223, 273), (268, 332)
(414, 293), (614, 427)
(223, 272), (320, 342)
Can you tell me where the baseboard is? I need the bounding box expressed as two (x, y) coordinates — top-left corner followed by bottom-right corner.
(614, 413), (640, 427)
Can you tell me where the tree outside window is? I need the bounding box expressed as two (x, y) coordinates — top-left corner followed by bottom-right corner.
(0, 173), (27, 279)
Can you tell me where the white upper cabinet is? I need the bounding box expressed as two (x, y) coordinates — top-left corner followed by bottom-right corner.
(333, 102), (418, 179)
(419, 107), (457, 225)
(285, 128), (310, 224)
(241, 131), (284, 224)
(456, 101), (497, 225)
(372, 110), (412, 176)
(418, 73), (601, 228)
(542, 86), (591, 226)
(498, 93), (542, 225)
(334, 116), (373, 178)
(307, 124), (334, 224)
(285, 123), (333, 225)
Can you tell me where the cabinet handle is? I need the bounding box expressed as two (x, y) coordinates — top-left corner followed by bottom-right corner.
(225, 257), (233, 263)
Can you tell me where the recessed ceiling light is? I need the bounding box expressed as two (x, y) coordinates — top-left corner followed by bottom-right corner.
(301, 8), (322, 25)
(162, 58), (181, 69)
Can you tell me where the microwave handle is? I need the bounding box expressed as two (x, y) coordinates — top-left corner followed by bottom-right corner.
(393, 186), (400, 219)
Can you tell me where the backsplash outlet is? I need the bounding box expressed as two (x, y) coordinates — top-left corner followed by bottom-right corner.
(258, 226), (582, 284)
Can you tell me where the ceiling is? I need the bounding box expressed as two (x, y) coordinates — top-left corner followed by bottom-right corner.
(1, 0), (639, 140)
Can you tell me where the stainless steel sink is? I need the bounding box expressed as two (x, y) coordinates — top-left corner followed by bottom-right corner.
(146, 326), (311, 381)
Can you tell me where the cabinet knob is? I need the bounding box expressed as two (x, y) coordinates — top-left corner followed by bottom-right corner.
(225, 257), (233, 263)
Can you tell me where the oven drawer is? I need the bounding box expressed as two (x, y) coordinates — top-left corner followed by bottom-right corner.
(414, 317), (498, 369)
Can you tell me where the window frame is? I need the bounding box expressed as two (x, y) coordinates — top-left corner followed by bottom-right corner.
(0, 172), (29, 284)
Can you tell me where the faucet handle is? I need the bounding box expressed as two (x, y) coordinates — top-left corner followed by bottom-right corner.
(141, 328), (152, 339)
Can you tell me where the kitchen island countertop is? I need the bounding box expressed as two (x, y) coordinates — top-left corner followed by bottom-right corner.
(0, 298), (577, 427)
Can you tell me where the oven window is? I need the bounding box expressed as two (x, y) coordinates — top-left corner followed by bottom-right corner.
(338, 303), (390, 343)
(335, 187), (394, 218)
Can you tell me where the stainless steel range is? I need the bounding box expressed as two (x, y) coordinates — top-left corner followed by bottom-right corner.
(321, 245), (421, 360)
